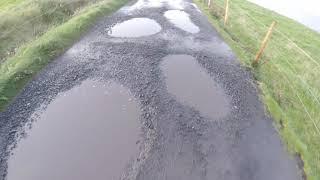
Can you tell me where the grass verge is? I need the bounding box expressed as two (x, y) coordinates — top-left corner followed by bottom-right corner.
(194, 0), (320, 179)
(0, 0), (24, 10)
(0, 0), (129, 111)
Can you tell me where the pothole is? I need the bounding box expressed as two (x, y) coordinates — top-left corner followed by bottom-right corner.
(164, 10), (200, 34)
(161, 54), (230, 120)
(6, 80), (141, 180)
(107, 18), (162, 37)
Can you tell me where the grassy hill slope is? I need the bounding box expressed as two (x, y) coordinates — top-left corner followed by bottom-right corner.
(194, 0), (320, 179)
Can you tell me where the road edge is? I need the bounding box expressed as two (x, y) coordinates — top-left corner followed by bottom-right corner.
(0, 0), (130, 111)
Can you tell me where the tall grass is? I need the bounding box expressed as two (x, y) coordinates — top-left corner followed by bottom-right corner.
(0, 0), (24, 10)
(0, 0), (129, 110)
(0, 0), (101, 62)
(194, 0), (320, 179)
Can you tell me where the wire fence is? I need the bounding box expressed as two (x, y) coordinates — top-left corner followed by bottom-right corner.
(203, 0), (320, 134)
(199, 0), (320, 176)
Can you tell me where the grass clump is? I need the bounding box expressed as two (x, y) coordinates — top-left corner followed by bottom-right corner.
(0, 0), (24, 10)
(194, 0), (320, 179)
(0, 0), (129, 110)
(0, 0), (118, 62)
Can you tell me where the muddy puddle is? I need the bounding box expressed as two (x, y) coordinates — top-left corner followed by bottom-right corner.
(164, 10), (200, 34)
(6, 80), (141, 180)
(161, 55), (230, 120)
(107, 18), (161, 37)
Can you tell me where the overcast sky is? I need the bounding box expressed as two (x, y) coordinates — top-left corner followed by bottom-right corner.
(248, 0), (320, 32)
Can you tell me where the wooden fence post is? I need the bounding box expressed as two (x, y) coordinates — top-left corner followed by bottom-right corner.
(224, 0), (229, 26)
(253, 21), (277, 65)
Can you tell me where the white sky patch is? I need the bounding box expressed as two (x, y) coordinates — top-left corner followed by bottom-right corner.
(248, 0), (320, 32)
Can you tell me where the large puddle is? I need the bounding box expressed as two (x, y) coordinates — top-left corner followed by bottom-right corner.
(161, 55), (230, 120)
(107, 18), (162, 37)
(164, 10), (200, 34)
(6, 80), (141, 180)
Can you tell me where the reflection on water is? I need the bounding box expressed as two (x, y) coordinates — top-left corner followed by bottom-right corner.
(164, 10), (200, 34)
(161, 54), (230, 120)
(249, 0), (320, 32)
(7, 80), (141, 180)
(107, 18), (162, 37)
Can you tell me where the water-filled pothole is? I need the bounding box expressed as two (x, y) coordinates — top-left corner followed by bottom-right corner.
(161, 55), (230, 120)
(164, 10), (200, 34)
(107, 18), (162, 37)
(7, 80), (141, 180)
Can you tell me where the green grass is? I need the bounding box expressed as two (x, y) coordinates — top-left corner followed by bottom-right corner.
(0, 0), (24, 10)
(0, 0), (129, 110)
(194, 0), (320, 179)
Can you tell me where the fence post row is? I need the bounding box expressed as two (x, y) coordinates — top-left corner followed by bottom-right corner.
(253, 21), (277, 65)
(203, 0), (276, 66)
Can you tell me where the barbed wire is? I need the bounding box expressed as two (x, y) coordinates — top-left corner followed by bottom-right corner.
(260, 43), (320, 130)
(203, 0), (320, 136)
(212, 0), (320, 106)
(264, 48), (320, 99)
(270, 60), (320, 136)
(241, 10), (320, 68)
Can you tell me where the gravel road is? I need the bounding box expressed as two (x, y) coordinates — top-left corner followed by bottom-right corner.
(0, 0), (302, 179)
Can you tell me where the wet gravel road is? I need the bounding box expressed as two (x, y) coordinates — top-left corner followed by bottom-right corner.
(0, 0), (302, 179)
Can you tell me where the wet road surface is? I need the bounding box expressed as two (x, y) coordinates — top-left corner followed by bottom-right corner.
(0, 0), (302, 179)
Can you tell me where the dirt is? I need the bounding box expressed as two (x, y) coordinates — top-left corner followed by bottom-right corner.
(0, 0), (303, 180)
